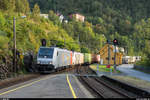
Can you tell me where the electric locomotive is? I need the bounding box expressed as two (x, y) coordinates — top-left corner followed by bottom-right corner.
(36, 47), (72, 73)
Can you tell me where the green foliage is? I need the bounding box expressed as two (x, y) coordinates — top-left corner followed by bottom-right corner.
(28, 0), (150, 56)
(62, 20), (106, 53)
(15, 0), (30, 14)
(0, 12), (6, 28)
(48, 10), (60, 25)
(81, 47), (90, 53)
(0, 0), (15, 11)
(32, 3), (40, 19)
(0, 0), (150, 67)
(0, 0), (30, 14)
(0, 35), (9, 54)
(136, 57), (150, 67)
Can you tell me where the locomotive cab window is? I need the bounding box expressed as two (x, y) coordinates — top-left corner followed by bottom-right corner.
(38, 48), (54, 58)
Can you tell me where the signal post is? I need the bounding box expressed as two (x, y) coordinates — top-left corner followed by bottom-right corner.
(113, 39), (118, 73)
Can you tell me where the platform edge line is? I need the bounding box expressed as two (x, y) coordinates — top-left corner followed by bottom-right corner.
(67, 74), (77, 98)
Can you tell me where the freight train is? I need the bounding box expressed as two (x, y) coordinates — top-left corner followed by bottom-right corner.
(36, 47), (100, 73)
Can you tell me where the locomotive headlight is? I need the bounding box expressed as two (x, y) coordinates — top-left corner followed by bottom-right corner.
(49, 61), (52, 64)
(37, 61), (40, 64)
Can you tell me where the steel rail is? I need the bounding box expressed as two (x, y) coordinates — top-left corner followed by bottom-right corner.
(93, 77), (132, 98)
(78, 76), (105, 98)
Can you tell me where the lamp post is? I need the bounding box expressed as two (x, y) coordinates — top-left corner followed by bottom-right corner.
(13, 16), (26, 75)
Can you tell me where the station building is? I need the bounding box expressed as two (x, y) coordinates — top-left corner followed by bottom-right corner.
(99, 44), (123, 65)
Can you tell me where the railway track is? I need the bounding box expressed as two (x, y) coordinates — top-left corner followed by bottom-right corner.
(94, 77), (132, 98)
(77, 65), (150, 98)
(78, 76), (131, 98)
(101, 75), (150, 98)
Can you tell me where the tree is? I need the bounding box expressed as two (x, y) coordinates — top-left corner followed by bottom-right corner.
(24, 0), (30, 14)
(15, 0), (30, 14)
(48, 10), (60, 25)
(0, 12), (6, 28)
(0, 0), (15, 11)
(15, 0), (24, 13)
(32, 3), (40, 18)
(144, 40), (150, 59)
(81, 47), (90, 53)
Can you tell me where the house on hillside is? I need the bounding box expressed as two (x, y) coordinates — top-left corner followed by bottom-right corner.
(40, 14), (49, 19)
(70, 13), (85, 22)
(59, 15), (64, 23)
(56, 12), (67, 23)
(99, 44), (123, 65)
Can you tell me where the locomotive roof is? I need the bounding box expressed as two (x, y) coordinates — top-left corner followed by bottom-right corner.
(40, 46), (70, 51)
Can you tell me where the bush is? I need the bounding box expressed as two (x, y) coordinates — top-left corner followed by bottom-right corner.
(136, 57), (150, 67)
(0, 35), (9, 53)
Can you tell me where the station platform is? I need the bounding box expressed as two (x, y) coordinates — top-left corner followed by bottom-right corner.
(0, 74), (94, 98)
(91, 64), (150, 82)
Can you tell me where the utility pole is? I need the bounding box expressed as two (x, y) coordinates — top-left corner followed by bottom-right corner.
(13, 17), (16, 75)
(78, 34), (80, 45)
(64, 38), (66, 48)
(125, 46), (128, 55)
(12, 16), (26, 75)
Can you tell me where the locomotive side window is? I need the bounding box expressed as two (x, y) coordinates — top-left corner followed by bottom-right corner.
(57, 52), (58, 56)
(136, 57), (138, 60)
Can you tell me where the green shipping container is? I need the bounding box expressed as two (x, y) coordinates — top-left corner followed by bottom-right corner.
(84, 53), (91, 64)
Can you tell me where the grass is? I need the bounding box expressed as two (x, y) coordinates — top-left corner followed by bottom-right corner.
(90, 64), (121, 73)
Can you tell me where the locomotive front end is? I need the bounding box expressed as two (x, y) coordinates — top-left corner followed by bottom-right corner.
(37, 47), (55, 73)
